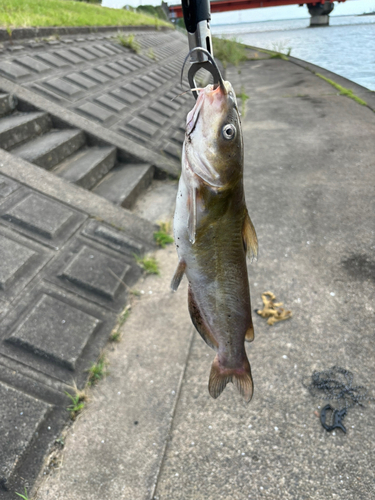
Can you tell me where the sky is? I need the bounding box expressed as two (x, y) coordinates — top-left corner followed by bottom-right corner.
(103, 0), (375, 22)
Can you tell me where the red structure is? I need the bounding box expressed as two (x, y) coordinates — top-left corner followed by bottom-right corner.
(169, 0), (342, 18)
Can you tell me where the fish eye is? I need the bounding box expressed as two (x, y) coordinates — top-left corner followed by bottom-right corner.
(222, 124), (236, 140)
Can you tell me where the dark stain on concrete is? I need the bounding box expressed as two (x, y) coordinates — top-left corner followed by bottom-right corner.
(341, 253), (375, 282)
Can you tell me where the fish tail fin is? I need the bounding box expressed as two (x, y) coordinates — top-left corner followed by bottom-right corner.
(208, 354), (253, 403)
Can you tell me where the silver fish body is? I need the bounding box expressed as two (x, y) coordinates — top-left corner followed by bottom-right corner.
(172, 82), (258, 402)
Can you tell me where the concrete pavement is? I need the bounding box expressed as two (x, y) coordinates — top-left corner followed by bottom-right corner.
(31, 55), (375, 500)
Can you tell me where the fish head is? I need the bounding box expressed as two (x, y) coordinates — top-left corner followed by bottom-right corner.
(184, 81), (243, 189)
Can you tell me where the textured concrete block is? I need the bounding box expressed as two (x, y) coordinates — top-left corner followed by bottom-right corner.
(16, 56), (51, 74)
(76, 102), (114, 124)
(7, 294), (101, 370)
(54, 50), (83, 64)
(82, 219), (144, 255)
(0, 281), (117, 384)
(122, 83), (147, 98)
(44, 78), (83, 99)
(162, 141), (181, 161)
(94, 94), (127, 112)
(2, 193), (74, 239)
(139, 109), (167, 126)
(126, 117), (158, 139)
(94, 44), (116, 56)
(96, 65), (122, 79)
(82, 68), (110, 84)
(0, 237), (35, 291)
(35, 52), (69, 68)
(107, 62), (129, 75)
(0, 189), (87, 249)
(59, 245), (129, 301)
(0, 382), (50, 488)
(69, 47), (96, 61)
(0, 174), (19, 199)
(0, 226), (52, 304)
(110, 88), (138, 105)
(116, 59), (138, 72)
(83, 46), (108, 58)
(0, 61), (30, 81)
(64, 73), (97, 90)
(150, 101), (174, 118)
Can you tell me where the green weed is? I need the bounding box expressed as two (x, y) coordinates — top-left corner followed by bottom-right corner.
(117, 34), (140, 54)
(154, 222), (174, 248)
(87, 353), (109, 385)
(15, 488), (29, 500)
(135, 255), (160, 275)
(315, 73), (367, 106)
(110, 305), (131, 342)
(147, 48), (156, 60)
(130, 289), (141, 297)
(212, 36), (248, 68)
(236, 86), (249, 117)
(65, 388), (86, 419)
(0, 0), (170, 29)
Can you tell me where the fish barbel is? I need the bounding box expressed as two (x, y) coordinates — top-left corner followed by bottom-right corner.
(171, 80), (258, 402)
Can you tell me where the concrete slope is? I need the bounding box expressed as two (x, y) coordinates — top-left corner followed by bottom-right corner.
(34, 58), (375, 500)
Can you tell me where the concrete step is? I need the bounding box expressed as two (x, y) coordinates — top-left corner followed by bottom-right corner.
(54, 146), (116, 190)
(11, 128), (86, 170)
(0, 93), (16, 117)
(0, 111), (52, 150)
(93, 163), (154, 209)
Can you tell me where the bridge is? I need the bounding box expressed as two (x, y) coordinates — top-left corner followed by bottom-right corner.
(169, 0), (345, 26)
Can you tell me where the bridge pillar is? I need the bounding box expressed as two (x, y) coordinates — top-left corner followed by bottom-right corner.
(308, 1), (334, 26)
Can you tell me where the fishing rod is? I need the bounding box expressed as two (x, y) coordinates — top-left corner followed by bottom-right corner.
(181, 0), (222, 99)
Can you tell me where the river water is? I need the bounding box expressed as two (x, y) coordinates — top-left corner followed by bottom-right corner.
(211, 15), (375, 90)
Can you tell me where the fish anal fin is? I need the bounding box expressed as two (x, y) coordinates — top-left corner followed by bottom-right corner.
(188, 285), (218, 350)
(243, 209), (258, 262)
(208, 354), (253, 403)
(170, 260), (186, 291)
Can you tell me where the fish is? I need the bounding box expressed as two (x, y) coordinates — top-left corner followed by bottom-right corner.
(171, 74), (258, 403)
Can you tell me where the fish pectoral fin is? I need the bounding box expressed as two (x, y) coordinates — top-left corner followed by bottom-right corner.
(188, 285), (218, 350)
(170, 260), (186, 291)
(242, 209), (258, 262)
(187, 187), (197, 244)
(209, 354), (253, 403)
(245, 325), (254, 343)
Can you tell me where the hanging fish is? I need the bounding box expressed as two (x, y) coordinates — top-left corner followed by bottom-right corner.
(172, 54), (258, 402)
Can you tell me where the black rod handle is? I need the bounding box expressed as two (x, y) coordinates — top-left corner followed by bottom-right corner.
(181, 0), (211, 34)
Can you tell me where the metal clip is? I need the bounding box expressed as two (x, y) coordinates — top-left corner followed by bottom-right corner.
(320, 404), (347, 433)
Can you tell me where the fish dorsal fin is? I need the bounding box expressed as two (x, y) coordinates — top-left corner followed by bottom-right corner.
(170, 260), (186, 291)
(243, 209), (258, 262)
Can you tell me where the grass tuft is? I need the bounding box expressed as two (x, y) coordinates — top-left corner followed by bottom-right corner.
(110, 305), (131, 342)
(135, 255), (160, 275)
(0, 0), (170, 29)
(87, 353), (109, 386)
(15, 489), (29, 500)
(212, 36), (248, 68)
(65, 385), (87, 420)
(316, 73), (367, 106)
(116, 33), (140, 54)
(236, 86), (249, 118)
(154, 222), (174, 248)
